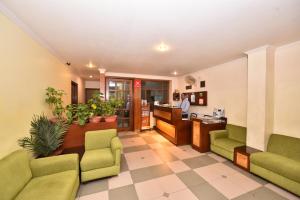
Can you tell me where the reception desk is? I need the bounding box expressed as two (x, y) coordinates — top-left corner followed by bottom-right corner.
(153, 106), (191, 145)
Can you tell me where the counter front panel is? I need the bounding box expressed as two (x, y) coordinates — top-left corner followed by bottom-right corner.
(153, 106), (191, 145)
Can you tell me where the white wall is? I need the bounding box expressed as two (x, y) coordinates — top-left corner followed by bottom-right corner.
(273, 41), (300, 138)
(85, 80), (99, 89)
(177, 58), (248, 126)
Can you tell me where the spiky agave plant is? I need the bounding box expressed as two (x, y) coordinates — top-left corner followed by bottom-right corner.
(18, 114), (69, 157)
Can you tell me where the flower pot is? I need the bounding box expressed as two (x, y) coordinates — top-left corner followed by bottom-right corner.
(89, 116), (102, 123)
(104, 115), (117, 122)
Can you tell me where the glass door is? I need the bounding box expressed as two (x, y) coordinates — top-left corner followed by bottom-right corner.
(106, 78), (133, 131)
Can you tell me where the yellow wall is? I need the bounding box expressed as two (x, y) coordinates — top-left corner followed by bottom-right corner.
(0, 13), (83, 158)
(177, 57), (248, 126)
(274, 41), (300, 138)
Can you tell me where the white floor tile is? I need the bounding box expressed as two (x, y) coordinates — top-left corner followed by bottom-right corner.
(108, 171), (133, 189)
(135, 179), (164, 200)
(135, 175), (187, 200)
(166, 160), (190, 173)
(195, 163), (261, 199)
(166, 146), (200, 160)
(124, 149), (163, 170)
(79, 191), (108, 200)
(156, 175), (187, 194)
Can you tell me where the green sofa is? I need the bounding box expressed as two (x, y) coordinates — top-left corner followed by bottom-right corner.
(0, 150), (79, 200)
(209, 124), (246, 161)
(250, 134), (300, 196)
(80, 129), (122, 182)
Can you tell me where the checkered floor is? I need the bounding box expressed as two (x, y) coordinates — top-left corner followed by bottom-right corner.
(76, 130), (299, 200)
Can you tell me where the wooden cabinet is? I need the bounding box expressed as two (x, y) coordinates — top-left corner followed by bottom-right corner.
(191, 118), (226, 152)
(141, 104), (150, 130)
(154, 106), (191, 145)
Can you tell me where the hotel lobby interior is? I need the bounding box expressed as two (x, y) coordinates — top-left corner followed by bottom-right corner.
(0, 1), (300, 200)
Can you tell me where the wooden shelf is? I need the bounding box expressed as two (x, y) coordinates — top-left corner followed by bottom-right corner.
(183, 91), (207, 106)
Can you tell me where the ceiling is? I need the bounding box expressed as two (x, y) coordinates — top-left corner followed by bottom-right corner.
(1, 0), (300, 79)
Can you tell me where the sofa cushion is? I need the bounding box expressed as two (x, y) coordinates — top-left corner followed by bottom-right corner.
(267, 134), (300, 162)
(81, 148), (114, 171)
(15, 170), (77, 200)
(214, 138), (244, 152)
(251, 152), (300, 183)
(0, 150), (32, 200)
(227, 124), (246, 143)
(85, 129), (117, 150)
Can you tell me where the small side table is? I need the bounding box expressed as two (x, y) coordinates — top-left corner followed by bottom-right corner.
(234, 146), (261, 171)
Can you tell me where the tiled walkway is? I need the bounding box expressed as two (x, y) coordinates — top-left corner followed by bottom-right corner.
(76, 130), (299, 200)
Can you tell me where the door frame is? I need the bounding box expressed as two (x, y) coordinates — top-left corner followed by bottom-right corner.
(71, 81), (78, 104)
(106, 77), (134, 131)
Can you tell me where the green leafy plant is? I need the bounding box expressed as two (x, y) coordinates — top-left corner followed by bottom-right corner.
(66, 104), (77, 124)
(87, 91), (104, 117)
(18, 114), (69, 157)
(103, 98), (123, 116)
(76, 103), (91, 125)
(45, 87), (66, 119)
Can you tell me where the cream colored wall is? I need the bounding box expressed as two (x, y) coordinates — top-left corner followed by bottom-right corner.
(177, 58), (248, 126)
(85, 80), (100, 89)
(0, 13), (83, 158)
(273, 41), (300, 138)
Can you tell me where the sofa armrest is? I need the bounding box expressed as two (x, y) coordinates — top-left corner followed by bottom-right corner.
(111, 137), (122, 165)
(111, 137), (122, 151)
(30, 154), (79, 177)
(209, 130), (228, 144)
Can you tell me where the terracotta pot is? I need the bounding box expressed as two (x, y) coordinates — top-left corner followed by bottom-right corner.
(89, 116), (102, 123)
(104, 115), (117, 122)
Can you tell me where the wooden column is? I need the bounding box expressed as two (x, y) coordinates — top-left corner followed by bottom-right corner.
(133, 79), (141, 131)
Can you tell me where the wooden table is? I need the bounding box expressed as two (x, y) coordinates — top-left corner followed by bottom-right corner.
(234, 146), (261, 171)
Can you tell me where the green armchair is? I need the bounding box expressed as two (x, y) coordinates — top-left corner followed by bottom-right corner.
(80, 129), (122, 182)
(209, 124), (246, 160)
(0, 150), (79, 200)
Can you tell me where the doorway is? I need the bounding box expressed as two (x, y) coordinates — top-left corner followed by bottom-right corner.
(71, 81), (78, 104)
(85, 88), (100, 103)
(106, 78), (133, 131)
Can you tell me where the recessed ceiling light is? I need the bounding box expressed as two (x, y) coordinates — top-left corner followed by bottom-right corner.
(156, 42), (170, 52)
(173, 71), (178, 75)
(89, 75), (93, 78)
(86, 62), (95, 68)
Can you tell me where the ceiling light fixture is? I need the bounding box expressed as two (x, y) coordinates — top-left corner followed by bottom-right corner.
(86, 62), (95, 68)
(156, 42), (170, 52)
(89, 75), (93, 78)
(173, 71), (178, 75)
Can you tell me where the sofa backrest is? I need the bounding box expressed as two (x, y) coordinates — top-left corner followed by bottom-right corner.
(0, 150), (32, 200)
(85, 129), (117, 150)
(227, 124), (247, 143)
(267, 134), (300, 161)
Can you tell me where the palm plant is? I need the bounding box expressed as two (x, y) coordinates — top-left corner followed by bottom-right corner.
(18, 114), (69, 157)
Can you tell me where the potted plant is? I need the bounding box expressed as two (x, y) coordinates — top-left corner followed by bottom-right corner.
(103, 98), (123, 122)
(18, 114), (69, 157)
(45, 87), (66, 121)
(76, 103), (90, 126)
(66, 104), (77, 124)
(87, 91), (104, 123)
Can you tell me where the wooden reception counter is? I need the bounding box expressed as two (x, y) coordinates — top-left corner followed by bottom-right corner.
(153, 105), (191, 145)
